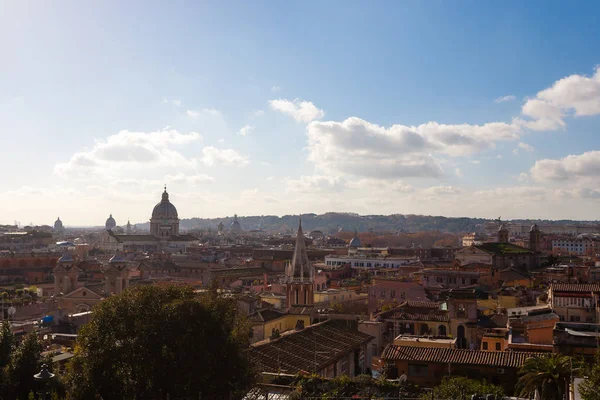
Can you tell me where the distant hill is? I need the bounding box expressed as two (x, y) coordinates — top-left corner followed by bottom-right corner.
(133, 213), (600, 234)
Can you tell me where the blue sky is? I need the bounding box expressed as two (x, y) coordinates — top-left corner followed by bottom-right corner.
(1, 1), (600, 226)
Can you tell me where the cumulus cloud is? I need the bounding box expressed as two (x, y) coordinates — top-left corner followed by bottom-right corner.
(520, 66), (600, 130)
(513, 142), (535, 154)
(305, 117), (521, 179)
(238, 125), (254, 136)
(201, 146), (249, 167)
(54, 129), (201, 176)
(530, 151), (600, 181)
(269, 98), (325, 123)
(455, 168), (463, 177)
(495, 95), (516, 103)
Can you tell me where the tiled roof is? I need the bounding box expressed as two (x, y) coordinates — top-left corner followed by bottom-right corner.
(377, 308), (449, 322)
(550, 283), (600, 292)
(381, 345), (545, 368)
(288, 305), (315, 315)
(249, 309), (285, 323)
(112, 234), (160, 243)
(247, 320), (373, 374)
(475, 243), (533, 255)
(520, 312), (560, 323)
(401, 300), (440, 309)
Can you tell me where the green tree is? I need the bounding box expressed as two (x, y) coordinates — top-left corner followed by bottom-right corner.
(65, 284), (255, 400)
(517, 353), (578, 400)
(4, 331), (44, 400)
(578, 351), (600, 400)
(0, 321), (14, 369)
(423, 376), (504, 399)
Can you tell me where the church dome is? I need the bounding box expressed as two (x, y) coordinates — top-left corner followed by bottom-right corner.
(54, 217), (63, 230)
(105, 214), (116, 230)
(151, 188), (178, 219)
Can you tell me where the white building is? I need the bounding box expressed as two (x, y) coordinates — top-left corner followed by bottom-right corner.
(324, 255), (418, 269)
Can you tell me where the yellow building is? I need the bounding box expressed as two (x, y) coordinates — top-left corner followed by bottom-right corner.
(481, 330), (508, 351)
(314, 288), (362, 304)
(249, 306), (314, 343)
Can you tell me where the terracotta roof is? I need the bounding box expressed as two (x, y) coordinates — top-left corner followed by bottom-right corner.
(111, 233), (160, 243)
(401, 300), (440, 309)
(247, 319), (373, 374)
(550, 283), (600, 293)
(381, 345), (545, 368)
(520, 312), (560, 323)
(377, 308), (449, 322)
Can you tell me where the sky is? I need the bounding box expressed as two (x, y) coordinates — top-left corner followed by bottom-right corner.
(1, 1), (600, 226)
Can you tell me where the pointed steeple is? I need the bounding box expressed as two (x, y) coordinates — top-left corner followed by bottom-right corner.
(286, 217), (312, 283)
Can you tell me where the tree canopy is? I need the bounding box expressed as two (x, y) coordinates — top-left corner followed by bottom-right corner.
(517, 353), (579, 400)
(578, 352), (600, 400)
(65, 284), (255, 400)
(423, 376), (504, 400)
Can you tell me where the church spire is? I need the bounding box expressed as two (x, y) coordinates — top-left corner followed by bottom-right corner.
(285, 217), (312, 283)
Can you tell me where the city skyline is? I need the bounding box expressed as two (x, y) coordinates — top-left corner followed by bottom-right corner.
(2, 2), (600, 225)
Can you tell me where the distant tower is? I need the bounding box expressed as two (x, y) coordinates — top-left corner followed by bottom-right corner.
(497, 224), (509, 244)
(529, 224), (541, 252)
(126, 219), (132, 234)
(105, 214), (117, 230)
(349, 228), (361, 248)
(285, 218), (314, 308)
(53, 251), (78, 295)
(217, 221), (225, 236)
(230, 214), (242, 233)
(103, 250), (130, 296)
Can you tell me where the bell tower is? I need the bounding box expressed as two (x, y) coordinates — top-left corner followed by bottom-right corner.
(103, 250), (130, 296)
(285, 218), (314, 308)
(53, 251), (79, 295)
(529, 224), (541, 252)
(497, 224), (509, 243)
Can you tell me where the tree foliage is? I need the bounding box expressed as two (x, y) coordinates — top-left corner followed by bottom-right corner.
(517, 353), (579, 400)
(422, 376), (504, 400)
(578, 351), (600, 400)
(64, 284), (255, 400)
(3, 331), (45, 400)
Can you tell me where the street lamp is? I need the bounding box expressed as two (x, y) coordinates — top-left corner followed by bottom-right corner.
(34, 364), (55, 400)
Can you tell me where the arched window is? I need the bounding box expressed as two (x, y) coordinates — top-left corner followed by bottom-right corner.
(438, 325), (447, 336)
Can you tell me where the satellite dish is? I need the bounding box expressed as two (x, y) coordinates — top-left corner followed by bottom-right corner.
(7, 306), (16, 316)
(399, 374), (408, 383)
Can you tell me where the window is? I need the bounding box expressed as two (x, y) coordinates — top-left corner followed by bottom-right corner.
(390, 290), (396, 298)
(371, 343), (378, 357)
(462, 278), (466, 284)
(380, 289), (386, 298)
(408, 364), (429, 377)
(483, 342), (488, 350)
(495, 342), (501, 351)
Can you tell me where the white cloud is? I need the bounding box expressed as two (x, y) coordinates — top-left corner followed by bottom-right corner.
(54, 129), (201, 177)
(495, 95), (516, 103)
(238, 125), (254, 136)
(217, 138), (225, 143)
(520, 66), (600, 130)
(513, 142), (535, 155)
(187, 108), (222, 118)
(455, 168), (463, 177)
(269, 98), (325, 123)
(530, 151), (600, 182)
(201, 146), (249, 167)
(517, 172), (530, 183)
(469, 160), (481, 164)
(305, 117), (521, 179)
(251, 109), (265, 117)
(271, 86), (281, 92)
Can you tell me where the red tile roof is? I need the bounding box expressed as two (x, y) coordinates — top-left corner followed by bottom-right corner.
(247, 319), (373, 374)
(550, 283), (600, 292)
(381, 345), (545, 368)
